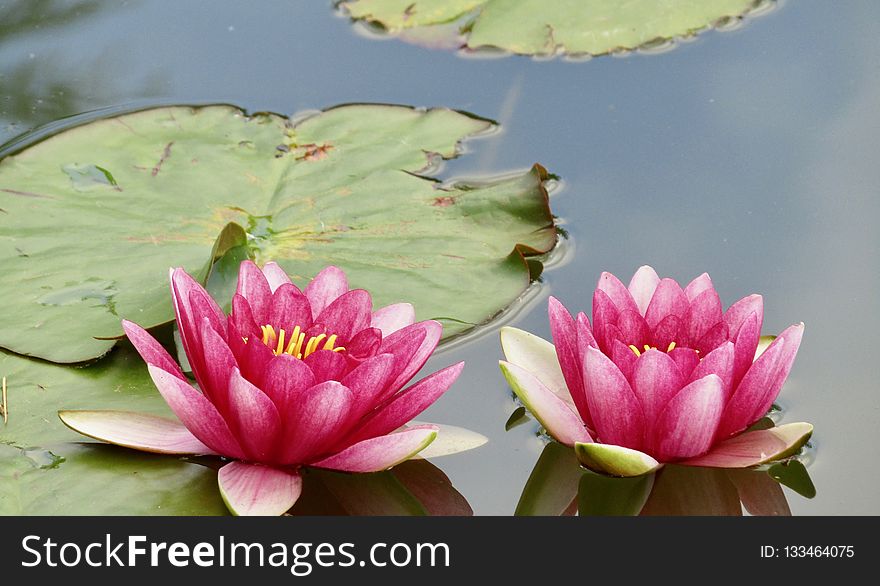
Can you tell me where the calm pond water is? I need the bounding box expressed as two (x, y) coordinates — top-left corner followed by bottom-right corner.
(1, 0), (878, 515)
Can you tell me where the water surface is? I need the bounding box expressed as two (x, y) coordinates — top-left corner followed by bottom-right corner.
(1, 0), (878, 514)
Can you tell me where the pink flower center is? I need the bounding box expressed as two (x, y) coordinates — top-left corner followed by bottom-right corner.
(251, 324), (346, 359)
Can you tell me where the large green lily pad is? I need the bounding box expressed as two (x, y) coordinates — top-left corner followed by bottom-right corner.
(0, 104), (556, 363)
(341, 0), (768, 57)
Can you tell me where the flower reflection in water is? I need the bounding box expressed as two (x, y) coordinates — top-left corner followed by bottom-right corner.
(516, 441), (814, 516)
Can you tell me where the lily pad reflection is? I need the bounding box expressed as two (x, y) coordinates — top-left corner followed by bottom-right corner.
(290, 460), (472, 516)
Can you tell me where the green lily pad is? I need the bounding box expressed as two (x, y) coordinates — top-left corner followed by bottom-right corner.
(0, 342), (231, 514)
(504, 405), (529, 431)
(0, 104), (556, 363)
(340, 0), (770, 57)
(768, 460), (816, 499)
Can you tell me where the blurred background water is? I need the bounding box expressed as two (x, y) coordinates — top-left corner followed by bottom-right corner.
(1, 0), (877, 514)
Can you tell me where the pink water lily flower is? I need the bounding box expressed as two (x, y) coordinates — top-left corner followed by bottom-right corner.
(500, 266), (813, 477)
(60, 261), (485, 515)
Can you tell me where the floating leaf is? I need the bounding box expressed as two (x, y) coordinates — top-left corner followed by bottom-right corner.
(341, 0), (771, 57)
(0, 343), (231, 514)
(504, 405), (529, 431)
(768, 460), (817, 499)
(0, 104), (556, 362)
(202, 222), (255, 312)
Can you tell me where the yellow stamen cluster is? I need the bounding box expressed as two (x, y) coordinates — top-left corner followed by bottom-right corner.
(629, 342), (677, 357)
(251, 324), (345, 359)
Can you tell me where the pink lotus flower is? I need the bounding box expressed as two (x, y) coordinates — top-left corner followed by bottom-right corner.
(500, 266), (813, 477)
(60, 261), (485, 515)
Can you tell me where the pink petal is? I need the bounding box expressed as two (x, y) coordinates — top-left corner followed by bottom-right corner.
(305, 266), (349, 319)
(343, 353), (396, 418)
(723, 294), (764, 340)
(280, 381), (353, 465)
(350, 362), (464, 443)
(227, 368), (282, 462)
(188, 287), (227, 339)
(235, 260), (273, 325)
(592, 289), (620, 353)
(233, 333), (275, 389)
(683, 272), (714, 302)
(617, 310), (651, 348)
(269, 283), (312, 332)
(610, 339), (639, 381)
(548, 297), (589, 419)
(303, 349), (349, 382)
(315, 289), (373, 340)
(596, 271), (641, 315)
(313, 425), (438, 473)
(218, 461), (302, 516)
(697, 320), (730, 354)
(688, 341), (735, 400)
(197, 318), (237, 411)
(371, 303), (416, 337)
(651, 374), (724, 461)
(261, 261), (292, 293)
(574, 315), (598, 425)
(262, 353), (316, 415)
(347, 327), (382, 359)
(230, 294), (260, 339)
(600, 323), (625, 353)
(680, 422), (813, 468)
(645, 278), (689, 329)
(147, 364), (244, 459)
(684, 288), (722, 347)
(718, 324), (804, 438)
(650, 314), (682, 352)
(181, 288), (227, 392)
(58, 410), (213, 454)
(583, 346), (645, 450)
(122, 320), (185, 380)
(631, 349), (684, 431)
(378, 320), (442, 395)
(732, 312), (761, 387)
(628, 265), (661, 316)
(170, 268), (223, 385)
(668, 347), (700, 380)
(499, 361), (591, 447)
(576, 312), (598, 348)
